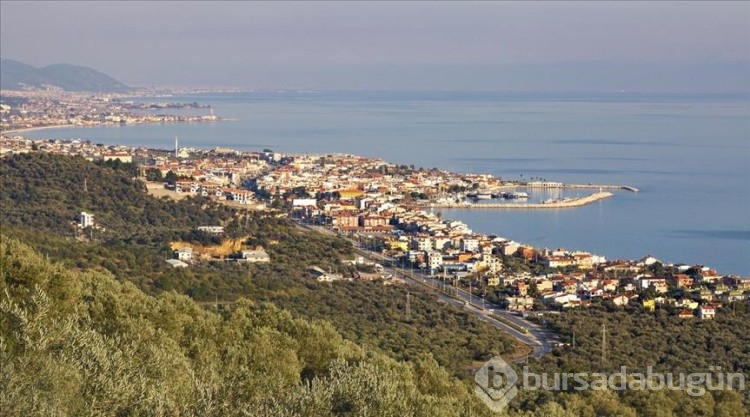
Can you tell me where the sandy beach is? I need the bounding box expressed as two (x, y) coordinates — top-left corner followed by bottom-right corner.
(1, 124), (78, 136)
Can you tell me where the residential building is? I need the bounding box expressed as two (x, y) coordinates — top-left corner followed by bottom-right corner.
(174, 247), (193, 262)
(698, 305), (716, 320)
(507, 296), (535, 311)
(545, 256), (576, 269)
(224, 188), (254, 204)
(677, 310), (694, 319)
(501, 241), (520, 256)
(612, 295), (630, 307)
(432, 236), (452, 251)
(78, 211), (94, 228)
(460, 238), (479, 253)
(672, 274), (694, 288)
(517, 246), (536, 261)
(359, 214), (389, 229)
(332, 212), (359, 229)
(237, 250), (270, 263)
(426, 250), (444, 274)
(412, 236), (433, 251)
(104, 154), (132, 163)
(308, 266), (342, 282)
(674, 299), (699, 310)
(198, 226), (224, 235)
(486, 276), (500, 287)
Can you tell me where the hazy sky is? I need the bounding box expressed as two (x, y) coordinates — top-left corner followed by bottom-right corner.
(2, 1), (749, 91)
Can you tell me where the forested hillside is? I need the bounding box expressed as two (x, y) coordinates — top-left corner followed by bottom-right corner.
(542, 307), (750, 378)
(0, 153), (237, 238)
(0, 153), (521, 379)
(0, 237), (484, 416)
(2, 153), (748, 416)
(509, 307), (750, 416)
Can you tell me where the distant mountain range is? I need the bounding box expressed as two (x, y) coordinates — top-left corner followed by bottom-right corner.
(0, 59), (131, 92)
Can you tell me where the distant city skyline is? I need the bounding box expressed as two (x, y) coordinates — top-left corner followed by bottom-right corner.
(1, 1), (748, 92)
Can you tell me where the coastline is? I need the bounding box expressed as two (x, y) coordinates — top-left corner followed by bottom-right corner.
(1, 118), (221, 138)
(2, 94), (745, 275)
(3, 133), (747, 275)
(2, 124), (79, 136)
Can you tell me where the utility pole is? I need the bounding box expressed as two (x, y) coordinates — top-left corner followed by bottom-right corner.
(603, 323), (607, 363)
(406, 291), (411, 321)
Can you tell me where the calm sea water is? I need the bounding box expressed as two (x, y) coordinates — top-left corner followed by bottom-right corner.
(28, 91), (750, 275)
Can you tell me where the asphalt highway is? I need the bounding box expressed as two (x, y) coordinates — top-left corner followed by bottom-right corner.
(299, 222), (554, 361)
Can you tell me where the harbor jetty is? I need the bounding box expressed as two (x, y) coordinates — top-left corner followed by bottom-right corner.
(521, 181), (639, 193)
(424, 192), (614, 209)
(555, 183), (639, 192)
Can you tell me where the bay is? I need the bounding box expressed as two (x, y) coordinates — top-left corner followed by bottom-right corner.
(27, 91), (750, 275)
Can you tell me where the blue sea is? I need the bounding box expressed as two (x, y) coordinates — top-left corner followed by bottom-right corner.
(28, 91), (750, 275)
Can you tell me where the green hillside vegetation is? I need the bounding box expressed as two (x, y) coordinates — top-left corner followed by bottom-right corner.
(1, 153), (237, 239)
(0, 153), (521, 377)
(541, 307), (750, 378)
(0, 237), (481, 416)
(511, 307), (750, 416)
(2, 153), (749, 416)
(3, 238), (748, 416)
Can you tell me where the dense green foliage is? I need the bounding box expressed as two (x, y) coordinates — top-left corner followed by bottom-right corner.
(509, 307), (750, 416)
(0, 237), (483, 416)
(541, 307), (750, 378)
(3, 238), (749, 416)
(0, 153), (520, 378)
(254, 278), (519, 376)
(2, 153), (748, 416)
(1, 153), (235, 238)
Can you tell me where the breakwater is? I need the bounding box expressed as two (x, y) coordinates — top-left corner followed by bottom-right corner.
(516, 183), (639, 192)
(423, 192), (614, 209)
(557, 184), (639, 192)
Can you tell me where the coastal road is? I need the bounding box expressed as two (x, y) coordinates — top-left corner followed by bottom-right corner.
(298, 222), (554, 361)
(378, 262), (552, 360)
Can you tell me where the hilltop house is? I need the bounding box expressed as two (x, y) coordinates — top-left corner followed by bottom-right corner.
(236, 250), (270, 263)
(174, 247), (193, 262)
(78, 211), (94, 228)
(698, 305), (716, 320)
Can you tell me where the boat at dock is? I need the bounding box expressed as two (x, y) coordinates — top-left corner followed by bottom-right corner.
(503, 191), (529, 199)
(469, 191), (493, 200)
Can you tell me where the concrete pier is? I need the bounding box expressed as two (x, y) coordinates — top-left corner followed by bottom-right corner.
(554, 184), (639, 192)
(424, 192), (614, 209)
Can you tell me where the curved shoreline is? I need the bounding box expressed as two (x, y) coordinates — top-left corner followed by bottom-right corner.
(422, 191), (614, 209)
(2, 119), (223, 138)
(2, 124), (79, 136)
